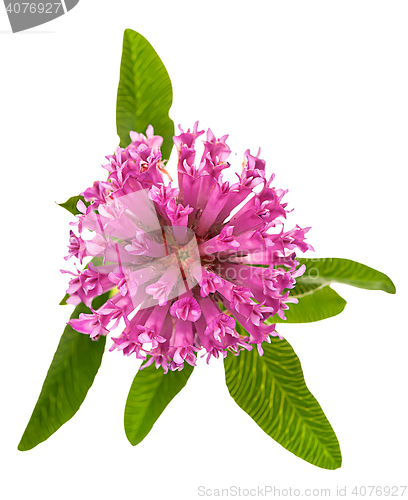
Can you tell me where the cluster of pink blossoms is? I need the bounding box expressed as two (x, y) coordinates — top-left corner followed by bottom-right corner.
(64, 123), (313, 373)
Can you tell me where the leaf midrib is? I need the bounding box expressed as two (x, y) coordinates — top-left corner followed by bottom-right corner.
(126, 376), (163, 432)
(251, 352), (337, 465)
(291, 283), (329, 298)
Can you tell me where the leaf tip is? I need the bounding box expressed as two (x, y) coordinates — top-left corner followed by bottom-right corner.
(124, 428), (143, 447)
(59, 293), (69, 306)
(123, 28), (139, 42)
(17, 437), (30, 452)
(331, 455), (343, 470)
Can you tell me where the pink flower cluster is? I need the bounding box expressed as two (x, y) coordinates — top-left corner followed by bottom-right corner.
(64, 123), (313, 372)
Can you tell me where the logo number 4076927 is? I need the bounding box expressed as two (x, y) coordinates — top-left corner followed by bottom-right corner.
(5, 3), (62, 14)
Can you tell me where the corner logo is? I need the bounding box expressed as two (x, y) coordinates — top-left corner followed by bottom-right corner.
(3, 0), (79, 33)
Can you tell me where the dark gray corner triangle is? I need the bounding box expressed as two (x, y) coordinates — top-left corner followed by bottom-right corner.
(64, 0), (80, 11)
(3, 1), (80, 33)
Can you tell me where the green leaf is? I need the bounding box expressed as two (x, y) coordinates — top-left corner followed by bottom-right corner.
(59, 293), (70, 306)
(224, 327), (342, 469)
(264, 257), (394, 324)
(57, 195), (88, 216)
(270, 286), (347, 323)
(18, 293), (110, 451)
(116, 29), (174, 160)
(297, 258), (396, 294)
(125, 362), (194, 446)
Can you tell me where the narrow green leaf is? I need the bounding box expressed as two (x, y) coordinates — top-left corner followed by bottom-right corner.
(18, 293), (110, 451)
(297, 257), (396, 294)
(116, 29), (174, 160)
(224, 327), (342, 469)
(59, 293), (70, 306)
(125, 362), (194, 446)
(57, 195), (88, 216)
(270, 286), (347, 323)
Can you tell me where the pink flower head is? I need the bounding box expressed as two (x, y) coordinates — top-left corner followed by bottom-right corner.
(66, 122), (313, 372)
(130, 125), (163, 153)
(217, 225), (239, 248)
(61, 263), (113, 307)
(199, 271), (225, 297)
(124, 232), (150, 255)
(230, 286), (253, 313)
(170, 296), (201, 322)
(64, 230), (86, 264)
(108, 267), (138, 297)
(172, 344), (198, 367)
(136, 326), (167, 349)
(149, 183), (179, 206)
(173, 121), (204, 149)
(205, 314), (237, 342)
(166, 198), (193, 226)
(69, 310), (109, 341)
(81, 181), (109, 206)
(244, 148), (266, 172)
(202, 128), (231, 163)
(145, 282), (169, 306)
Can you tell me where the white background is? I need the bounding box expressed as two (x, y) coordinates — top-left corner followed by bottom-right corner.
(1, 1), (407, 499)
